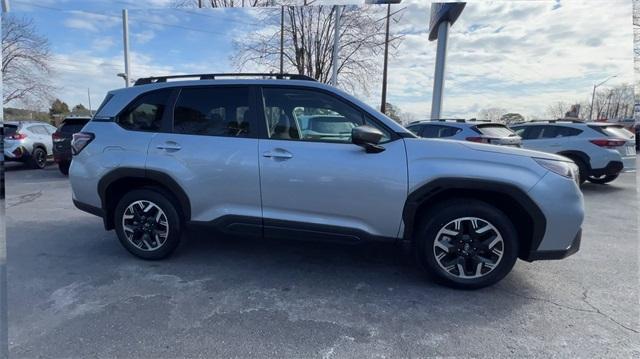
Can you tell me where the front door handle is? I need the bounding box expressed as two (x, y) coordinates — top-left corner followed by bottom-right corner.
(156, 142), (182, 151)
(263, 149), (293, 159)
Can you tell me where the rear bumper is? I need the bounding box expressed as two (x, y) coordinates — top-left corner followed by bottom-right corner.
(4, 146), (31, 161)
(525, 228), (581, 261)
(590, 161), (624, 177)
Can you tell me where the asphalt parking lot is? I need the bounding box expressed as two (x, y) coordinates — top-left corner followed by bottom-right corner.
(5, 161), (639, 358)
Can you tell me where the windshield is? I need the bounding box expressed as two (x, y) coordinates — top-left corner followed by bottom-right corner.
(3, 124), (18, 137)
(59, 119), (90, 133)
(592, 125), (634, 139)
(475, 124), (516, 137)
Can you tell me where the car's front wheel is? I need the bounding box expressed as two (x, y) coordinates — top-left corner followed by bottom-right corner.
(114, 188), (182, 260)
(415, 199), (518, 289)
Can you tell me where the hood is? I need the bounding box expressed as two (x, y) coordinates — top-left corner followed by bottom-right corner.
(461, 141), (571, 162)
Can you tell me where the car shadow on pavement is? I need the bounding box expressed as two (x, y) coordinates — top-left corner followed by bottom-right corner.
(580, 183), (628, 194)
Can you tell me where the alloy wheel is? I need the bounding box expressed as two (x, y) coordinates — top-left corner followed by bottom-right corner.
(122, 200), (169, 251)
(432, 217), (504, 279)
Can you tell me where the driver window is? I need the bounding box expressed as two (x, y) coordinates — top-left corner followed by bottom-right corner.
(262, 87), (390, 143)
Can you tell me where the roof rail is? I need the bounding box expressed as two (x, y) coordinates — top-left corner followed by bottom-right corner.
(134, 73), (317, 86)
(528, 119), (585, 124)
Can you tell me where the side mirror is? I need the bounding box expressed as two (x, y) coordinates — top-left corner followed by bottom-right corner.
(352, 125), (385, 153)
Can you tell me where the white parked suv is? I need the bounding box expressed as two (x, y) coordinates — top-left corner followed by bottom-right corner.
(406, 119), (522, 147)
(510, 120), (636, 184)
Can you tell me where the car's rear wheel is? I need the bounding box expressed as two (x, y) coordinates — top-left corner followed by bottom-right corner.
(58, 161), (70, 175)
(414, 199), (518, 289)
(587, 174), (618, 184)
(29, 147), (47, 169)
(114, 188), (182, 259)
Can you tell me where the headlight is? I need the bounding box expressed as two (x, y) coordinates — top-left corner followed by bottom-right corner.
(534, 158), (578, 180)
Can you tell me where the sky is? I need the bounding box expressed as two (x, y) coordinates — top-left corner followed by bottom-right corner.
(5, 0), (635, 120)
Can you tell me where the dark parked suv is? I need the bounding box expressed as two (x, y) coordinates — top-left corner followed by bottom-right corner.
(53, 116), (91, 175)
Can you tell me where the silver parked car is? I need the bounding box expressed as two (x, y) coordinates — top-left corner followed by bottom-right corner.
(4, 121), (57, 169)
(406, 119), (522, 147)
(510, 120), (636, 184)
(69, 73), (584, 289)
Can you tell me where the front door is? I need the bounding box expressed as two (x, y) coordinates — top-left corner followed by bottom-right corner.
(257, 86), (407, 241)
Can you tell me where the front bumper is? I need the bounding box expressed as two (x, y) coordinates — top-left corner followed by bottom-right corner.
(525, 228), (581, 261)
(524, 170), (584, 261)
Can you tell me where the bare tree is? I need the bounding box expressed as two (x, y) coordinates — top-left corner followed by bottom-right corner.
(634, 0), (639, 100)
(231, 6), (396, 94)
(174, 0), (273, 7)
(477, 107), (506, 122)
(2, 15), (54, 106)
(545, 101), (569, 119)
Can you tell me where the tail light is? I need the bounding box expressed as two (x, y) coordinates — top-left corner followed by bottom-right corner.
(589, 139), (626, 148)
(71, 132), (94, 155)
(52, 132), (64, 143)
(8, 133), (27, 140)
(466, 136), (491, 144)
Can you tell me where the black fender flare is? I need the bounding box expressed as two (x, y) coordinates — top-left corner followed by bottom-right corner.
(31, 142), (47, 154)
(97, 167), (192, 222)
(401, 177), (546, 253)
(557, 150), (591, 170)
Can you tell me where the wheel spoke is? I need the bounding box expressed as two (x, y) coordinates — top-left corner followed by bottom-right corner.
(433, 216), (505, 280)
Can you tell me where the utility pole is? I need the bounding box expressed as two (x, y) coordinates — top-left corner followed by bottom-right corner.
(428, 3), (465, 120)
(588, 75), (616, 121)
(122, 9), (131, 88)
(380, 3), (391, 113)
(331, 5), (341, 86)
(280, 6), (284, 74)
(0, 7), (8, 359)
(87, 88), (93, 113)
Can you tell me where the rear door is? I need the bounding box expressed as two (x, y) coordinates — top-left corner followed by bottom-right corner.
(256, 86), (407, 241)
(146, 85), (262, 233)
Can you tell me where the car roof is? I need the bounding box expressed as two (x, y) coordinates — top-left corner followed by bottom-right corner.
(97, 79), (412, 136)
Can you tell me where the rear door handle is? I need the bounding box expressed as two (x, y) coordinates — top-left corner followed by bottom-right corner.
(263, 149), (293, 159)
(156, 142), (182, 151)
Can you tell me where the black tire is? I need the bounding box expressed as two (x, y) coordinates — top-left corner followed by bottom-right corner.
(58, 161), (70, 176)
(114, 188), (182, 260)
(587, 174), (618, 185)
(414, 199), (519, 289)
(565, 156), (587, 185)
(29, 147), (47, 169)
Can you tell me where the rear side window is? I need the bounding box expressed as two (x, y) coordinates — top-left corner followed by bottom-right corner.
(118, 89), (171, 132)
(60, 119), (90, 134)
(520, 126), (543, 139)
(422, 125), (460, 138)
(28, 125), (48, 135)
(590, 125), (634, 139)
(173, 87), (250, 137)
(475, 124), (515, 137)
(94, 93), (114, 118)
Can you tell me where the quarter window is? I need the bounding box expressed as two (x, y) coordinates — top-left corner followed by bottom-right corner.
(118, 89), (171, 132)
(261, 88), (391, 143)
(173, 87), (250, 137)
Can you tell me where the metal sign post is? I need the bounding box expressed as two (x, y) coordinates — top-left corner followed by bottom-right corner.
(428, 2), (465, 120)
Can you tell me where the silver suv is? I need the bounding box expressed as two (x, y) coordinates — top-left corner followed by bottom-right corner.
(70, 73), (584, 289)
(510, 120), (636, 184)
(4, 121), (57, 169)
